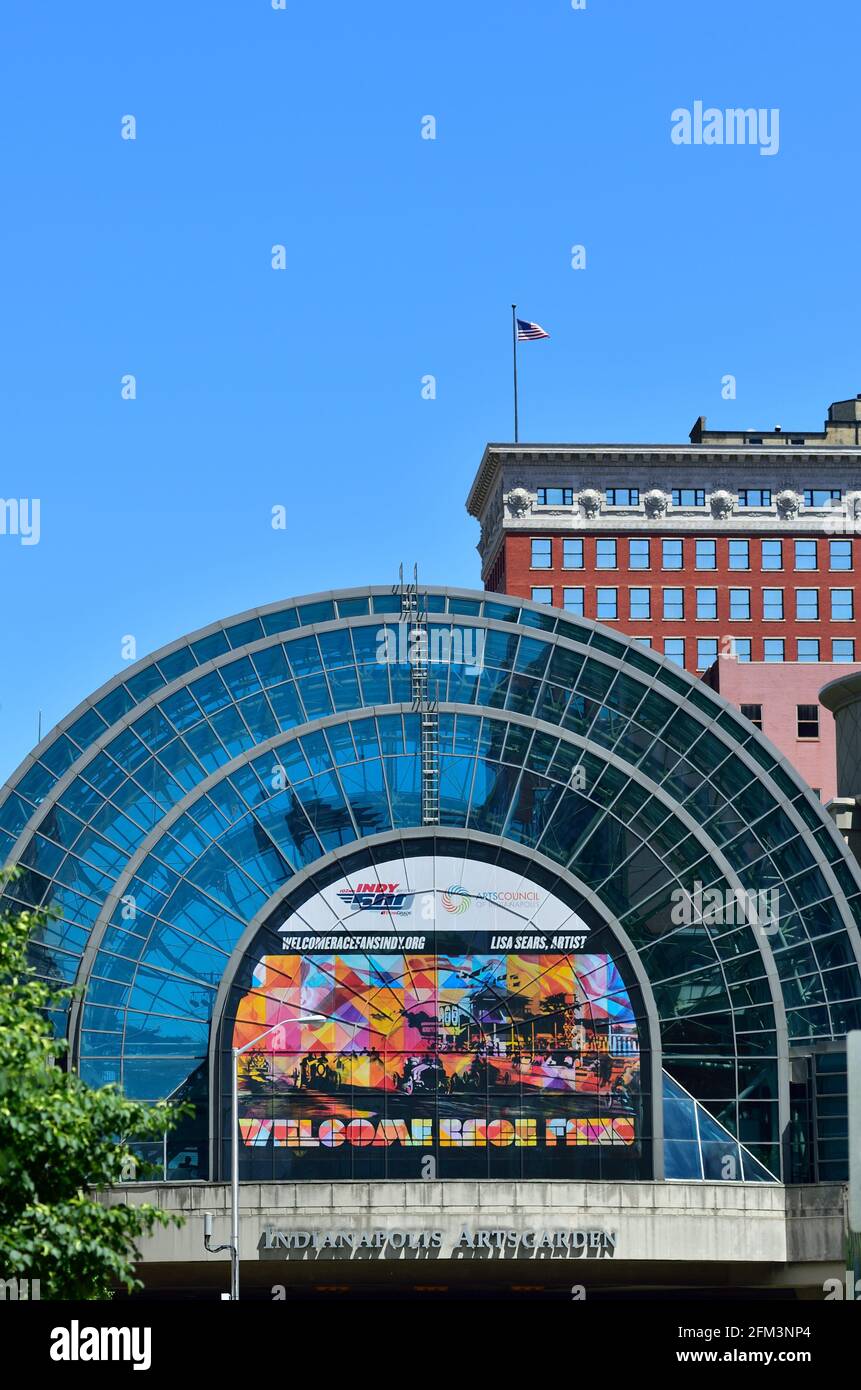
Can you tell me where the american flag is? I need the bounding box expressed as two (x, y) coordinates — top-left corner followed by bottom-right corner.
(516, 318), (549, 341)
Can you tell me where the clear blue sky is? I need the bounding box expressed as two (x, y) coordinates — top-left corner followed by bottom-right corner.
(1, 0), (859, 780)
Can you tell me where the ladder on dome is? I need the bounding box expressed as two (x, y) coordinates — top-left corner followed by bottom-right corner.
(395, 564), (439, 826)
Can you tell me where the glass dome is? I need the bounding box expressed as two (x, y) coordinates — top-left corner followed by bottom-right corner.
(3, 586), (860, 1184)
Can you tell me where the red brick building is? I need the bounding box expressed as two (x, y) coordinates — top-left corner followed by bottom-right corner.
(467, 395), (861, 677)
(466, 394), (861, 794)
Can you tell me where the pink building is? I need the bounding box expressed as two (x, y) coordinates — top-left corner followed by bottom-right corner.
(703, 658), (861, 802)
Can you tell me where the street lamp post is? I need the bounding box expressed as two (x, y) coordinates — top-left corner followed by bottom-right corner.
(227, 1012), (324, 1301)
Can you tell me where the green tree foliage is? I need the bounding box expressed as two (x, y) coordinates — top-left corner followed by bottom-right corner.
(0, 876), (186, 1297)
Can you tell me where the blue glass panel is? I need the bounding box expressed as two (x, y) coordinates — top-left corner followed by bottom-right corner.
(384, 755), (421, 826)
(0, 792), (33, 837)
(188, 671), (231, 715)
(131, 708), (175, 753)
(184, 721), (231, 774)
(160, 686), (204, 733)
(94, 686), (135, 727)
(293, 770), (355, 850)
(377, 714), (404, 755)
(39, 735), (80, 777)
(17, 761), (56, 805)
(251, 645), (291, 688)
(220, 657), (261, 701)
(298, 600), (336, 624)
(252, 790), (321, 866)
(318, 629), (354, 668)
(224, 617), (264, 648)
(129, 968), (216, 1019)
(267, 681), (304, 730)
(99, 926), (147, 960)
(260, 607), (299, 635)
(80, 1033), (124, 1058)
(70, 829), (127, 877)
(351, 717), (380, 760)
(300, 730), (333, 774)
(216, 815), (292, 893)
(326, 722), (356, 765)
(338, 759), (391, 837)
(328, 666), (362, 711)
(210, 705), (256, 759)
(126, 666), (167, 702)
(80, 1058), (122, 1085)
(84, 753), (126, 797)
(91, 952), (137, 984)
(285, 636), (322, 678)
(336, 596), (370, 617)
(122, 1058), (200, 1098)
(191, 631), (230, 663)
(55, 854), (115, 900)
(371, 594), (400, 614)
(157, 646), (198, 682)
(105, 728), (150, 775)
(136, 921), (228, 982)
(20, 834), (65, 877)
(157, 738), (205, 793)
(296, 673), (333, 720)
(66, 707), (108, 748)
(160, 879), (245, 951)
(186, 844), (268, 919)
(438, 755), (475, 825)
(664, 1140), (703, 1179)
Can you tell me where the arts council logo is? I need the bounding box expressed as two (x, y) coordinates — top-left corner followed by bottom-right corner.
(441, 885), (471, 914)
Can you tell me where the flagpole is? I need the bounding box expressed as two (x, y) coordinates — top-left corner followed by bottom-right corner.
(511, 304), (519, 443)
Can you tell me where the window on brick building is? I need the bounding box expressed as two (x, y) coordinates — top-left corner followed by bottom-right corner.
(596, 538), (617, 569)
(761, 539), (782, 571)
(695, 539), (716, 569)
(729, 539), (750, 570)
(662, 539), (683, 569)
(741, 704), (763, 730)
(729, 589), (751, 620)
(803, 489), (841, 507)
(664, 638), (685, 667)
(830, 540), (852, 571)
(797, 639), (820, 662)
(531, 538), (552, 569)
(763, 589), (784, 620)
(763, 638), (785, 662)
(797, 705), (820, 739)
(833, 639), (855, 662)
(629, 538), (650, 569)
(831, 589), (854, 620)
(562, 538), (583, 569)
(629, 588), (651, 620)
(796, 589), (819, 620)
(563, 587), (584, 616)
(596, 588), (618, 620)
(531, 587), (553, 606)
(697, 638), (719, 670)
(696, 588), (718, 620)
(731, 638), (752, 661)
(663, 588), (684, 620)
(794, 540), (818, 571)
